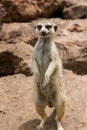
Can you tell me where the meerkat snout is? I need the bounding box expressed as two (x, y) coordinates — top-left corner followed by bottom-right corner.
(41, 31), (47, 36)
(35, 21), (57, 37)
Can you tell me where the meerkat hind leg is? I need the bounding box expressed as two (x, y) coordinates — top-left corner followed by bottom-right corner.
(36, 103), (46, 129)
(56, 99), (65, 130)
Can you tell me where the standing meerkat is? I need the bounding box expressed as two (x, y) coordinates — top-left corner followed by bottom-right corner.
(31, 21), (66, 130)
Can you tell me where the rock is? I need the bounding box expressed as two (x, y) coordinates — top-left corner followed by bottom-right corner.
(54, 19), (87, 74)
(51, 0), (87, 19)
(56, 37), (87, 75)
(0, 4), (6, 21)
(60, 0), (87, 19)
(0, 22), (36, 45)
(0, 4), (6, 34)
(0, 0), (61, 22)
(0, 0), (87, 22)
(0, 42), (33, 76)
(0, 22), (35, 77)
(0, 19), (87, 75)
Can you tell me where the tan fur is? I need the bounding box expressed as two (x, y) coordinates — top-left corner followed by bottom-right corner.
(31, 21), (66, 130)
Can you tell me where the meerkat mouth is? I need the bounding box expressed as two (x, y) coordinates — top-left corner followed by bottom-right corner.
(41, 32), (50, 37)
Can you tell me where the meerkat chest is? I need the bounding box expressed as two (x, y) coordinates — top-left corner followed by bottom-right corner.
(35, 44), (51, 70)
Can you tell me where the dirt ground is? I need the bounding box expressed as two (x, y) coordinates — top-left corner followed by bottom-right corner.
(0, 70), (87, 130)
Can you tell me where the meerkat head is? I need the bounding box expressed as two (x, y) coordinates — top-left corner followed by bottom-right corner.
(35, 21), (57, 38)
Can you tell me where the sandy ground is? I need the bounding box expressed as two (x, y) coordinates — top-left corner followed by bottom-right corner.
(0, 70), (87, 130)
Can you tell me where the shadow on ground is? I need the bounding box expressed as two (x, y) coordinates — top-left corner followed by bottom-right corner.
(19, 110), (57, 130)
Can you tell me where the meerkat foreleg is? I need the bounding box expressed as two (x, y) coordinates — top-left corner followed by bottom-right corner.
(32, 54), (40, 82)
(33, 60), (39, 75)
(43, 61), (56, 88)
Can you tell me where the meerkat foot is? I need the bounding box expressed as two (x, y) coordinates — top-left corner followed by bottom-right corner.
(37, 118), (46, 130)
(57, 122), (64, 130)
(58, 127), (64, 130)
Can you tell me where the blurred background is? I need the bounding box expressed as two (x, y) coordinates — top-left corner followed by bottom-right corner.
(0, 0), (87, 130)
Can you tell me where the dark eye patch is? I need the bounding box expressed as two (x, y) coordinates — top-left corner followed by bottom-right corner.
(45, 25), (52, 30)
(37, 25), (42, 30)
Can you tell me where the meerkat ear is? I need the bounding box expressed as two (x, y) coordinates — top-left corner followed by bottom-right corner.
(54, 25), (57, 32)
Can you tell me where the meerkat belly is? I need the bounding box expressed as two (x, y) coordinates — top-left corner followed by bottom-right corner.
(36, 49), (51, 77)
(38, 82), (57, 107)
(36, 53), (50, 89)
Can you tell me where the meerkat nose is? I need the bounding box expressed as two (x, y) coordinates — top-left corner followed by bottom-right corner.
(41, 31), (47, 35)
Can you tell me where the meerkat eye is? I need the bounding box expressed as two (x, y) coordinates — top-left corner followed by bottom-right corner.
(46, 25), (52, 30)
(37, 25), (42, 30)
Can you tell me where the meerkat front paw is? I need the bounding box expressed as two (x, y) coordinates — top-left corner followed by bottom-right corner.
(34, 70), (40, 82)
(43, 73), (50, 88)
(34, 70), (39, 77)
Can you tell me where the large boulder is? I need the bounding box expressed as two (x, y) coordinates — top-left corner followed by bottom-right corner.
(59, 0), (87, 19)
(0, 0), (87, 22)
(0, 0), (61, 22)
(0, 42), (33, 76)
(0, 22), (35, 77)
(0, 22), (36, 45)
(0, 19), (87, 75)
(54, 19), (87, 74)
(0, 4), (6, 21)
(0, 4), (6, 31)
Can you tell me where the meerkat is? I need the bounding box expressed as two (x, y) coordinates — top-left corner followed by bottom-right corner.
(31, 21), (66, 130)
